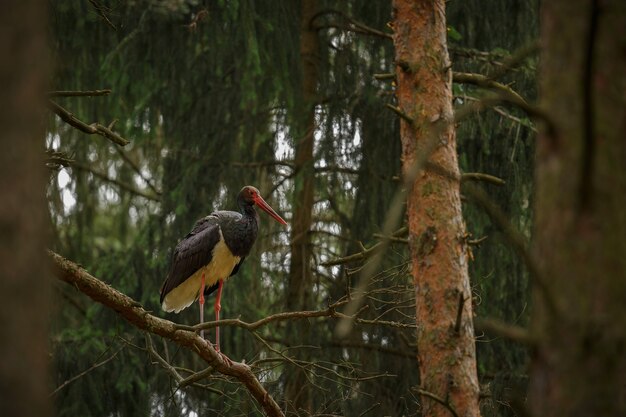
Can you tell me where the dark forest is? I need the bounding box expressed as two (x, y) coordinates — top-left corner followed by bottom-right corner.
(0, 1), (624, 416)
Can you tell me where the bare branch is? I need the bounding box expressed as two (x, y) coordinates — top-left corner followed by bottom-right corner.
(373, 72), (395, 81)
(88, 0), (116, 30)
(179, 299), (349, 332)
(48, 100), (130, 146)
(461, 173), (506, 186)
(458, 96), (537, 132)
(385, 104), (414, 124)
(49, 251), (285, 417)
(412, 387), (460, 417)
(50, 346), (123, 396)
(68, 161), (160, 201)
(45, 150), (74, 169)
(474, 317), (534, 345)
(321, 227), (407, 266)
(453, 71), (529, 105)
(115, 148), (161, 196)
(47, 89), (112, 97)
(463, 184), (560, 316)
(312, 9), (393, 40)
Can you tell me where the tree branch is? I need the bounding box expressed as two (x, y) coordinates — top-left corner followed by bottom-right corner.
(312, 9), (393, 40)
(412, 387), (460, 417)
(453, 71), (529, 105)
(49, 250), (285, 417)
(114, 147), (161, 196)
(384, 104), (414, 124)
(47, 89), (112, 97)
(178, 299), (349, 333)
(474, 317), (534, 345)
(50, 346), (123, 396)
(321, 227), (407, 266)
(48, 100), (130, 146)
(463, 184), (560, 316)
(68, 161), (160, 201)
(460, 172), (506, 186)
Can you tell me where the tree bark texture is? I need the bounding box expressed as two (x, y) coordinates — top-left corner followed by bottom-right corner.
(50, 251), (285, 417)
(530, 1), (626, 415)
(0, 2), (50, 416)
(284, 0), (319, 415)
(392, 1), (481, 417)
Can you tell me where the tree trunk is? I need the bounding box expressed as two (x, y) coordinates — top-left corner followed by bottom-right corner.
(0, 1), (50, 416)
(284, 0), (318, 415)
(529, 1), (626, 415)
(392, 1), (481, 416)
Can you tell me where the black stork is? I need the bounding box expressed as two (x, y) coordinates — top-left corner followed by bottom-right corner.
(160, 186), (287, 352)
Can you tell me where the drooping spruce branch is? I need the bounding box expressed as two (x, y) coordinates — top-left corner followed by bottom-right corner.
(49, 250), (285, 417)
(69, 160), (160, 201)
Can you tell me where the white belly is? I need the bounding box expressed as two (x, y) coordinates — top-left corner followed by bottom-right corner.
(161, 236), (241, 313)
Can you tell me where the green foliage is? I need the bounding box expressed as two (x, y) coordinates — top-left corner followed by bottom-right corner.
(48, 0), (537, 415)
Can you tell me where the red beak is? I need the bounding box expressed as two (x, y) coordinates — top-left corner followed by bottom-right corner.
(254, 194), (287, 225)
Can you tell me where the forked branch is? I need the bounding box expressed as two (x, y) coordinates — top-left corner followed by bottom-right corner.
(49, 250), (284, 417)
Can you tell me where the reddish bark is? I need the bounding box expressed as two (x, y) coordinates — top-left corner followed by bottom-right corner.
(392, 1), (481, 416)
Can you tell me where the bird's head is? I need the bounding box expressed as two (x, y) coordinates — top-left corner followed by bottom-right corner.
(239, 186), (287, 225)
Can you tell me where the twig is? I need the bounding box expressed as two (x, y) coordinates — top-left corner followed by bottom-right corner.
(185, 299), (349, 332)
(326, 340), (415, 359)
(474, 317), (533, 345)
(449, 46), (509, 68)
(115, 148), (161, 195)
(312, 9), (393, 40)
(45, 150), (74, 169)
(412, 387), (460, 417)
(321, 227), (407, 266)
(460, 173), (506, 186)
(88, 0), (116, 30)
(178, 367), (217, 389)
(373, 73), (395, 81)
(455, 93), (556, 139)
(68, 161), (160, 201)
(385, 104), (414, 124)
(48, 100), (130, 146)
(50, 346), (123, 396)
(453, 71), (529, 106)
(49, 251), (285, 417)
(372, 233), (409, 244)
(463, 184), (560, 316)
(459, 96), (537, 132)
(467, 236), (488, 246)
(144, 333), (184, 384)
(48, 89), (112, 97)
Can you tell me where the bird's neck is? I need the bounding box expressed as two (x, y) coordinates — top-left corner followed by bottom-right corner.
(241, 204), (259, 222)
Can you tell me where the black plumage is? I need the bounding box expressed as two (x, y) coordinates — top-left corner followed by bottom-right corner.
(159, 210), (256, 305)
(158, 185), (287, 352)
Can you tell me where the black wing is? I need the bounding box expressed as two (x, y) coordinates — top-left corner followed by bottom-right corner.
(160, 216), (221, 303)
(202, 256), (246, 297)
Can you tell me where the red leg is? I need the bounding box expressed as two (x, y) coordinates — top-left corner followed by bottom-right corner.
(199, 272), (206, 339)
(215, 279), (224, 352)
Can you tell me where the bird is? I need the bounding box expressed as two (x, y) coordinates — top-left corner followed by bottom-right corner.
(160, 185), (287, 353)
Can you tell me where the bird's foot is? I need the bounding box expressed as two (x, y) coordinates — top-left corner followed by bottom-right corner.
(218, 350), (233, 366)
(204, 340), (233, 365)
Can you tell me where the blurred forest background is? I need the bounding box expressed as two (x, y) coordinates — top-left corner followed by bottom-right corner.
(0, 0), (613, 416)
(46, 1), (536, 416)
